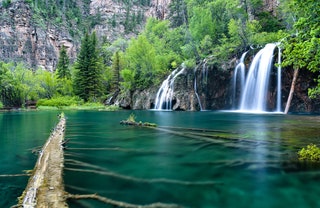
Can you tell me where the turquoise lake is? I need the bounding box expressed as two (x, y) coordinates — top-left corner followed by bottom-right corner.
(1, 110), (320, 207)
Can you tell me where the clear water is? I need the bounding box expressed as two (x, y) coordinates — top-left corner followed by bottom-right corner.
(0, 111), (59, 207)
(63, 111), (320, 208)
(1, 111), (320, 207)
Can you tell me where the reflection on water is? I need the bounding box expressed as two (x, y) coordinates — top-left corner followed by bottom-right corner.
(64, 111), (320, 208)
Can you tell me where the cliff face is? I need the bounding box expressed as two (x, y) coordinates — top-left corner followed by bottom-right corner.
(90, 0), (171, 42)
(0, 0), (171, 69)
(0, 1), (76, 71)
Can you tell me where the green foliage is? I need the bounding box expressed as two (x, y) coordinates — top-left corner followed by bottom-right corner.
(0, 101), (3, 109)
(127, 113), (136, 122)
(110, 51), (123, 91)
(0, 62), (25, 107)
(2, 0), (11, 8)
(26, 0), (95, 38)
(37, 96), (83, 107)
(74, 32), (104, 102)
(56, 46), (71, 79)
(281, 0), (320, 97)
(120, 68), (135, 92)
(123, 34), (158, 90)
(298, 144), (320, 162)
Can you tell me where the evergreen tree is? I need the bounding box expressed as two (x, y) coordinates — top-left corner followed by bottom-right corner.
(111, 51), (121, 92)
(56, 45), (71, 79)
(74, 31), (103, 102)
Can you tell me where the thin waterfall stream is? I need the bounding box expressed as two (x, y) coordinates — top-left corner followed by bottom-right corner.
(232, 51), (248, 109)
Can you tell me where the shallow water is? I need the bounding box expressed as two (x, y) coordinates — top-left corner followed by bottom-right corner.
(63, 111), (320, 208)
(0, 111), (59, 207)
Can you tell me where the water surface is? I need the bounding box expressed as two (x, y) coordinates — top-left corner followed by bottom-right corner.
(0, 111), (59, 207)
(63, 111), (320, 208)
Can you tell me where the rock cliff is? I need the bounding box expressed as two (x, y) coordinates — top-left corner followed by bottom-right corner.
(0, 1), (76, 70)
(0, 0), (171, 69)
(90, 0), (171, 42)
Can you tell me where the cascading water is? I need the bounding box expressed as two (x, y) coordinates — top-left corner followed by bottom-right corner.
(232, 51), (248, 109)
(194, 66), (203, 111)
(154, 66), (185, 110)
(239, 43), (281, 112)
(276, 44), (282, 112)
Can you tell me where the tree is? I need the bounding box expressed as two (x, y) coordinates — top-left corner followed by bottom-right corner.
(56, 45), (71, 79)
(73, 31), (104, 102)
(0, 62), (23, 107)
(111, 51), (122, 92)
(282, 0), (320, 111)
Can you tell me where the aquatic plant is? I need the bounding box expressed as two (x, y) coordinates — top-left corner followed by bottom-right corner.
(298, 144), (320, 162)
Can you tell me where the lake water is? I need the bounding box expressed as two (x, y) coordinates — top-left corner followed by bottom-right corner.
(0, 111), (59, 207)
(1, 110), (320, 207)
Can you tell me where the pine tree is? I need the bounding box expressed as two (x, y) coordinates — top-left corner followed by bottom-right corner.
(74, 31), (103, 102)
(111, 51), (121, 92)
(56, 45), (71, 79)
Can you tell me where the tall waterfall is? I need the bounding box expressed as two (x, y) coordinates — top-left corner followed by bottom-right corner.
(154, 66), (185, 110)
(232, 51), (248, 109)
(239, 43), (281, 112)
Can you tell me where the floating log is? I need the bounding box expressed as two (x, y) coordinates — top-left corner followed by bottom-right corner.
(17, 113), (68, 208)
(120, 120), (157, 127)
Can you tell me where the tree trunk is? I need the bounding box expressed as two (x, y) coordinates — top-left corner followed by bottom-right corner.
(284, 68), (299, 114)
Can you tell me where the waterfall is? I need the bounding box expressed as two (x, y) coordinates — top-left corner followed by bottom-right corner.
(276, 45), (282, 112)
(232, 51), (248, 109)
(202, 59), (208, 85)
(239, 43), (280, 112)
(194, 66), (203, 111)
(154, 66), (185, 110)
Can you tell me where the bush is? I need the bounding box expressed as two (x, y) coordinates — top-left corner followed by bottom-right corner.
(37, 96), (83, 107)
(0, 101), (3, 109)
(298, 144), (320, 162)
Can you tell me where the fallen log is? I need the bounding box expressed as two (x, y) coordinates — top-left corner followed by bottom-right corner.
(120, 120), (157, 127)
(17, 113), (67, 208)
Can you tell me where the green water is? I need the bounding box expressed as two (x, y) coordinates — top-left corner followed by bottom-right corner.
(0, 111), (59, 207)
(64, 111), (320, 208)
(1, 111), (320, 207)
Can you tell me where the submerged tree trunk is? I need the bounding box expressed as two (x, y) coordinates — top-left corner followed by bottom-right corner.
(284, 68), (299, 114)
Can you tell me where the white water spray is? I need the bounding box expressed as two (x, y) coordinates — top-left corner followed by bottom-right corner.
(154, 66), (185, 110)
(239, 43), (281, 112)
(232, 51), (248, 109)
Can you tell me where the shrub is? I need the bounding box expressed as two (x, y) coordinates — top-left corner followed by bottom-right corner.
(298, 144), (320, 162)
(37, 96), (83, 107)
(0, 101), (3, 109)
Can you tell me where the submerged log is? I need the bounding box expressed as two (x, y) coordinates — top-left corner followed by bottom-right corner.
(17, 113), (68, 208)
(120, 120), (157, 127)
(67, 194), (181, 208)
